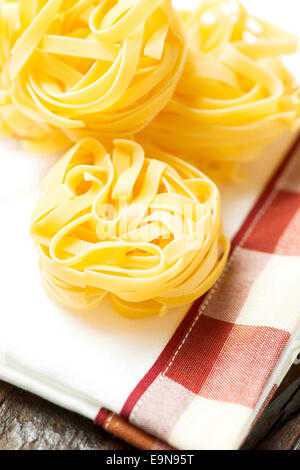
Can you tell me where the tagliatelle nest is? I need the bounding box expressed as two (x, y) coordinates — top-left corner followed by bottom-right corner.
(0, 0), (186, 153)
(139, 0), (300, 181)
(30, 138), (229, 319)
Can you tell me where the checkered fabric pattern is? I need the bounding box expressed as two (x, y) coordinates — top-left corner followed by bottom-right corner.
(95, 139), (300, 450)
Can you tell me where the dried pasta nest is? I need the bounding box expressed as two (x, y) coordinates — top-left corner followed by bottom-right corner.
(0, 0), (186, 152)
(139, 0), (300, 181)
(31, 138), (229, 318)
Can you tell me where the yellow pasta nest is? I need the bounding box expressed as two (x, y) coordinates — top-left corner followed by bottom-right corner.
(0, 0), (186, 152)
(139, 0), (300, 181)
(30, 138), (229, 319)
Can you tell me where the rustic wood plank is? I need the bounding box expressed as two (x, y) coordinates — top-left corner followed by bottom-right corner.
(255, 413), (300, 450)
(242, 365), (300, 450)
(0, 364), (299, 450)
(0, 381), (129, 450)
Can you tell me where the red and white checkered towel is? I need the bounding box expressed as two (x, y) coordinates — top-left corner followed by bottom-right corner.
(95, 139), (300, 450)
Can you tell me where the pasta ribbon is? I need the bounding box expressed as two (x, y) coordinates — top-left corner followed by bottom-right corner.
(139, 0), (300, 181)
(0, 0), (186, 151)
(30, 138), (229, 318)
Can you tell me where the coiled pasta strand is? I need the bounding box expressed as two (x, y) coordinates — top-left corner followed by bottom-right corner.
(0, 0), (186, 151)
(31, 138), (229, 318)
(139, 0), (300, 181)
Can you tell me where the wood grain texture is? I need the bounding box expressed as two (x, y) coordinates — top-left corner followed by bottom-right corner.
(0, 364), (299, 450)
(242, 364), (300, 450)
(0, 382), (129, 450)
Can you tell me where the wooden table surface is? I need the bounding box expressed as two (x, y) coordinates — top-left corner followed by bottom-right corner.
(0, 363), (299, 450)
